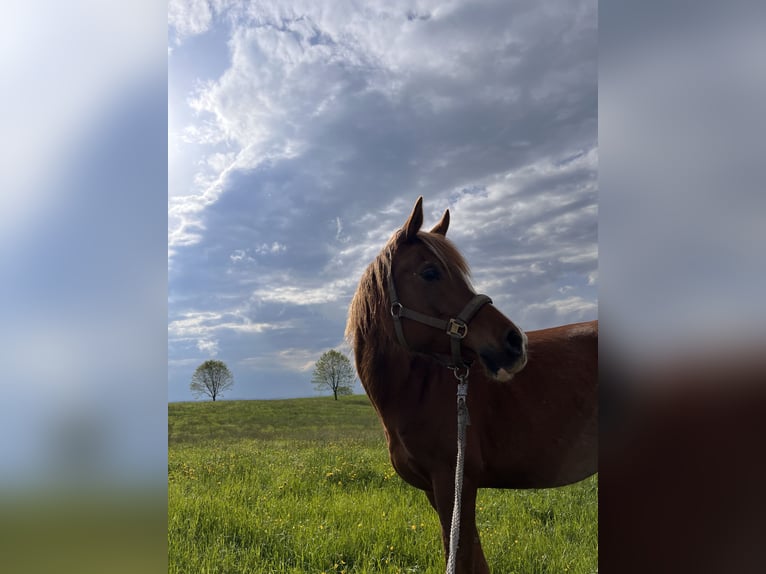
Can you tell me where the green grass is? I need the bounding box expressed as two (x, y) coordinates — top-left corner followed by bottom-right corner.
(169, 396), (597, 573)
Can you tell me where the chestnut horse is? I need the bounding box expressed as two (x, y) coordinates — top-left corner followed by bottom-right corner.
(346, 198), (597, 573)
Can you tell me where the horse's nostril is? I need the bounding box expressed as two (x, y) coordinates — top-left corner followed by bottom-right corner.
(506, 329), (524, 357)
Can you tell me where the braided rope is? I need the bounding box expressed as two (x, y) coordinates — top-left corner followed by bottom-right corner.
(446, 379), (469, 574)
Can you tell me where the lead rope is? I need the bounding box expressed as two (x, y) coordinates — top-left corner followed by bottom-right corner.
(446, 369), (470, 574)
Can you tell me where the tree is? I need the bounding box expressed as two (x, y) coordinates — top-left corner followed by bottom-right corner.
(312, 350), (355, 400)
(191, 359), (233, 401)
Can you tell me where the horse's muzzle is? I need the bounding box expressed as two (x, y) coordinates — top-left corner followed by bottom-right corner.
(479, 327), (528, 382)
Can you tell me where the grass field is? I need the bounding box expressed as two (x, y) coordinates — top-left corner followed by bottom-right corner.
(169, 395), (597, 573)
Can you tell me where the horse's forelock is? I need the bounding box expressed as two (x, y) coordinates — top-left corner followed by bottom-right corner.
(417, 231), (471, 279)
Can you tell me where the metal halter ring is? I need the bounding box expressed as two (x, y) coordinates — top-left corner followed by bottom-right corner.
(449, 364), (470, 382)
(390, 302), (403, 318)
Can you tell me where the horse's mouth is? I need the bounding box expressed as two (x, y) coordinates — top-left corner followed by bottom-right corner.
(479, 351), (527, 382)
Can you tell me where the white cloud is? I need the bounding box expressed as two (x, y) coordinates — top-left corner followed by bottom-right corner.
(229, 249), (249, 263)
(169, 0), (213, 39)
(196, 338), (219, 355)
(255, 242), (287, 255)
(168, 310), (280, 339)
(253, 278), (355, 306)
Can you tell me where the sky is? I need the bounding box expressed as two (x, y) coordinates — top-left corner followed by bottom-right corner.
(167, 0), (598, 402)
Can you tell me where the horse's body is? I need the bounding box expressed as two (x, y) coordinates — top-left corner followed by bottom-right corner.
(346, 198), (597, 573)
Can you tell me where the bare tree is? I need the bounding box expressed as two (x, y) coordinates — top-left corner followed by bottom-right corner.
(312, 350), (355, 400)
(190, 360), (233, 401)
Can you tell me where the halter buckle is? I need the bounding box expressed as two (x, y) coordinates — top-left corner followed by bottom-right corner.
(390, 302), (403, 318)
(446, 318), (468, 339)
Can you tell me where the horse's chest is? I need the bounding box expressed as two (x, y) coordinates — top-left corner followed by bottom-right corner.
(387, 426), (441, 490)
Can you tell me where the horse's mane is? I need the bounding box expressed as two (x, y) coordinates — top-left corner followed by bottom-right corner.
(345, 229), (471, 348)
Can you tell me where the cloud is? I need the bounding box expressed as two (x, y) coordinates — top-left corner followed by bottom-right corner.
(252, 277), (356, 306)
(168, 0), (597, 400)
(196, 338), (220, 355)
(229, 249), (251, 263)
(168, 0), (213, 40)
(168, 310), (281, 339)
(255, 242), (287, 255)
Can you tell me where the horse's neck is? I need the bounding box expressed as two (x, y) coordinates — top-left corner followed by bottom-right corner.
(356, 328), (421, 411)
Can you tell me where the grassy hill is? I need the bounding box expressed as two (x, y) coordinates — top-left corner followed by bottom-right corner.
(169, 395), (380, 444)
(169, 395), (597, 573)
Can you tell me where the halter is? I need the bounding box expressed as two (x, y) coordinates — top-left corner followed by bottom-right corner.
(386, 250), (492, 371)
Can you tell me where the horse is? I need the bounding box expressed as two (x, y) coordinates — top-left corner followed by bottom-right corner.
(346, 197), (598, 573)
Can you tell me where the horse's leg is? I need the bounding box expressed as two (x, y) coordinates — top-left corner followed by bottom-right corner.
(427, 478), (489, 574)
(471, 520), (490, 574)
(425, 489), (451, 553)
(425, 489), (454, 560)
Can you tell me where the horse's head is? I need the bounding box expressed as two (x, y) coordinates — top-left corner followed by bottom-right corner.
(387, 197), (527, 381)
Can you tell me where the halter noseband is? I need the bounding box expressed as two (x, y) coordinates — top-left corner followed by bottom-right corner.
(386, 251), (492, 371)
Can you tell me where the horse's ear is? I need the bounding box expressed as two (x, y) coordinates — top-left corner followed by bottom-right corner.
(402, 196), (424, 241)
(429, 209), (450, 236)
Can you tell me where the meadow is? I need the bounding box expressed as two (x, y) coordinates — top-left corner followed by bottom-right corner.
(169, 396), (597, 573)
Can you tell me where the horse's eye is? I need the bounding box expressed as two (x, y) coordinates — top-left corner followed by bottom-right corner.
(420, 265), (441, 281)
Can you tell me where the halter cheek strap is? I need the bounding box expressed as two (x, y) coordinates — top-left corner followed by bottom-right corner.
(387, 262), (492, 370)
